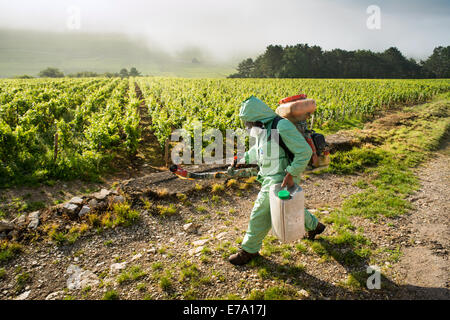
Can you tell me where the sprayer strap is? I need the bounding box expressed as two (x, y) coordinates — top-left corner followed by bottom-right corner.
(269, 116), (294, 163)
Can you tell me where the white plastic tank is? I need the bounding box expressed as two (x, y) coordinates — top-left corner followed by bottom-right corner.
(269, 183), (305, 243)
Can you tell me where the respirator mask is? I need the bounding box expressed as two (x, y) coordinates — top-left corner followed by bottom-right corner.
(245, 121), (265, 138)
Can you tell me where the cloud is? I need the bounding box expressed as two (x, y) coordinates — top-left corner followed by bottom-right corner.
(0, 0), (448, 61)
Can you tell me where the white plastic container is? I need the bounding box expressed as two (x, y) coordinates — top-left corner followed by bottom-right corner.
(269, 183), (305, 243)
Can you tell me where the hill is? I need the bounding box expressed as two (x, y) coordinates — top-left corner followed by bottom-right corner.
(0, 29), (236, 78)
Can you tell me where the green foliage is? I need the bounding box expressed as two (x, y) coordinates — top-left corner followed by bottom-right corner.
(15, 271), (31, 293)
(328, 148), (385, 174)
(230, 44), (449, 79)
(103, 290), (120, 300)
(248, 286), (298, 300)
(0, 241), (23, 263)
(117, 265), (147, 284)
(39, 67), (64, 78)
(157, 204), (177, 216)
(112, 202), (140, 226)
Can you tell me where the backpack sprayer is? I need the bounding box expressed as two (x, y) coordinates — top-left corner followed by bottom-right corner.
(277, 94), (330, 170)
(170, 94), (330, 180)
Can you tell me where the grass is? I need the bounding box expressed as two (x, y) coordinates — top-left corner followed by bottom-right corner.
(117, 265), (147, 284)
(46, 223), (80, 246)
(141, 197), (153, 210)
(111, 202), (140, 226)
(326, 96), (450, 225)
(215, 241), (237, 259)
(159, 276), (173, 291)
(103, 290), (120, 300)
(15, 271), (31, 293)
(179, 261), (200, 282)
(247, 286), (298, 300)
(0, 241), (23, 263)
(211, 183), (225, 193)
(151, 262), (163, 271)
(339, 271), (366, 290)
(156, 204), (177, 216)
(195, 205), (207, 213)
(226, 179), (238, 188)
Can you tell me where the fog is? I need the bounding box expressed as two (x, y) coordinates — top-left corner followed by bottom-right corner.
(0, 0), (449, 62)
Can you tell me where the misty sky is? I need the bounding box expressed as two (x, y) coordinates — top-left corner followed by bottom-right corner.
(0, 0), (449, 61)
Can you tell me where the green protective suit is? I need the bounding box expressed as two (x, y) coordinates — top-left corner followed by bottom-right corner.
(239, 96), (319, 254)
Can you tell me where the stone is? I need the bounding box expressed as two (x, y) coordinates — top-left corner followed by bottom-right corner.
(188, 246), (204, 256)
(88, 199), (99, 208)
(131, 253), (142, 261)
(298, 289), (310, 298)
(27, 211), (40, 229)
(183, 223), (198, 234)
(216, 232), (227, 240)
(45, 291), (64, 300)
(69, 197), (84, 205)
(12, 214), (27, 227)
(78, 206), (91, 217)
(66, 264), (99, 290)
(192, 239), (209, 247)
(93, 189), (111, 200)
(14, 290), (31, 300)
(110, 262), (127, 273)
(111, 195), (125, 204)
(0, 220), (14, 232)
(63, 203), (79, 214)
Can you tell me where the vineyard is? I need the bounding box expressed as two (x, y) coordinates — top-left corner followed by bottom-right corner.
(1, 77), (449, 187)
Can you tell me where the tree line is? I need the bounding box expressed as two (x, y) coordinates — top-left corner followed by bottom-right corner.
(228, 45), (449, 79)
(14, 67), (143, 79)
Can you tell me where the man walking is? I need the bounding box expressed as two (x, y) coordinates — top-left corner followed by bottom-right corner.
(229, 96), (325, 266)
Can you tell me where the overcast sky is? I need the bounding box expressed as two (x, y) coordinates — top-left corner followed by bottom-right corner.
(0, 0), (448, 61)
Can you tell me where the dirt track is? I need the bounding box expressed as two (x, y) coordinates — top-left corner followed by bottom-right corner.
(392, 141), (449, 299)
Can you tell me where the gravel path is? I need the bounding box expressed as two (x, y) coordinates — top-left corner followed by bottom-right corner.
(392, 141), (450, 299)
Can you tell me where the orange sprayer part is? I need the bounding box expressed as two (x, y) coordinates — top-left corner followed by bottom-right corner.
(279, 94), (307, 105)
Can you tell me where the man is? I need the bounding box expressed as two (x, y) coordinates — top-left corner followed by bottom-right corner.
(229, 96), (326, 266)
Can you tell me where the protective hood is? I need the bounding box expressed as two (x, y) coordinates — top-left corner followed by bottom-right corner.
(239, 96), (277, 125)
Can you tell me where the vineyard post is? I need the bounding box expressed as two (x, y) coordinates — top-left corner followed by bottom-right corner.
(164, 137), (169, 168)
(54, 132), (59, 163)
(164, 126), (174, 168)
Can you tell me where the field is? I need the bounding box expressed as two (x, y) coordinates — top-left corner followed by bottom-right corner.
(1, 77), (449, 187)
(0, 77), (449, 301)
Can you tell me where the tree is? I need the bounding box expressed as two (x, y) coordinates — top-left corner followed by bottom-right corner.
(39, 67), (64, 78)
(129, 67), (141, 77)
(231, 43), (431, 79)
(260, 45), (284, 77)
(279, 44), (310, 78)
(422, 46), (450, 78)
(13, 75), (34, 79)
(237, 58), (255, 78)
(67, 71), (99, 78)
(119, 68), (129, 78)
